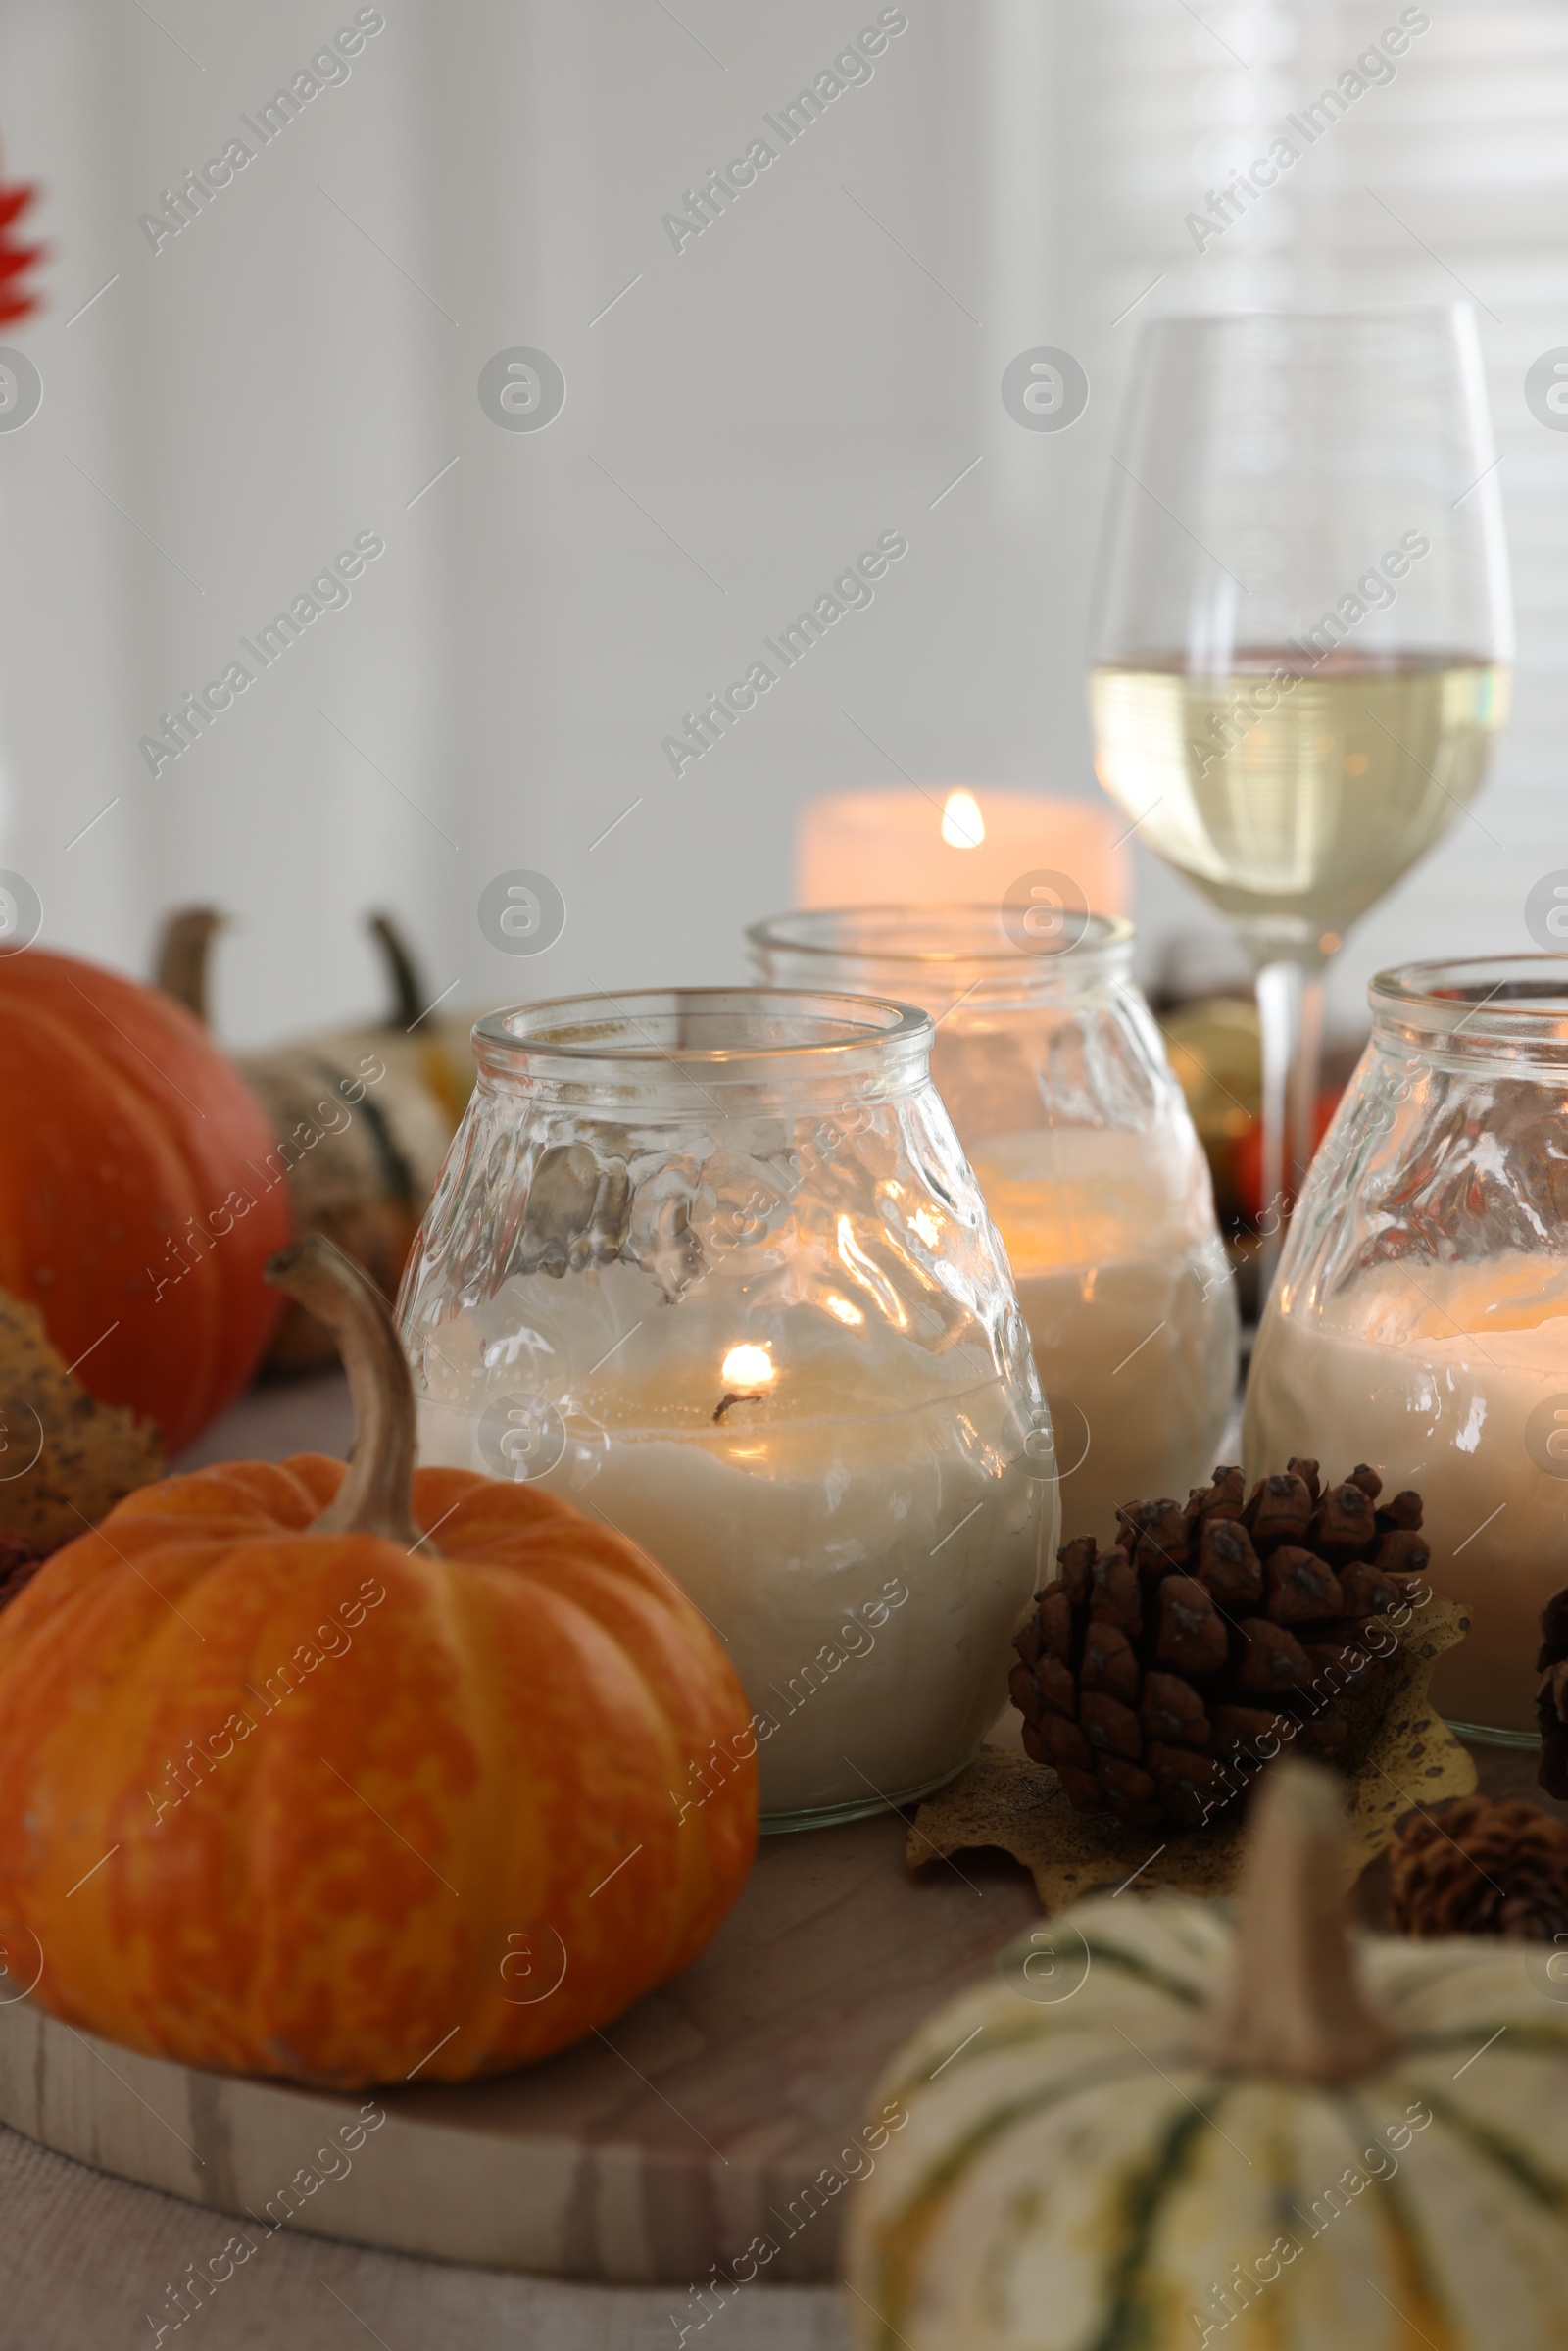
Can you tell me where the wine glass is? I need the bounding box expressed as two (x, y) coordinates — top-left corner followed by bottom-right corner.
(1087, 305), (1512, 1293)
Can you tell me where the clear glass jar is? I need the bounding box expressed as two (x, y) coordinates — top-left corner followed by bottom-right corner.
(748, 908), (1238, 1544)
(398, 988), (1053, 1831)
(1245, 955), (1568, 1744)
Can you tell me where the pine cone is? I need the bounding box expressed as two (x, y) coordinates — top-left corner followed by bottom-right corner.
(1390, 1795), (1568, 1940)
(1008, 1459), (1429, 1828)
(1536, 1586), (1568, 1799)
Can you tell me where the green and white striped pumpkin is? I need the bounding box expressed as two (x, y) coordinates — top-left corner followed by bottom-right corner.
(846, 1768), (1568, 2350)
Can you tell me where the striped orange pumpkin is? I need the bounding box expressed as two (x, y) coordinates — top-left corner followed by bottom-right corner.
(0, 1240), (757, 2085)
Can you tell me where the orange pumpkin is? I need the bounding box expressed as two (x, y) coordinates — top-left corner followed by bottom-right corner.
(0, 1238), (757, 2085)
(0, 947), (291, 1451)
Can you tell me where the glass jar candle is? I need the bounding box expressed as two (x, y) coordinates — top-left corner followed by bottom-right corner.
(399, 989), (1052, 1831)
(1245, 955), (1568, 1743)
(748, 908), (1239, 1545)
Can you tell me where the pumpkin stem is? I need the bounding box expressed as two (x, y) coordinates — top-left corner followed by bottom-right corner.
(156, 906), (224, 1025)
(367, 910), (432, 1031)
(264, 1238), (432, 1552)
(1193, 1759), (1399, 2083)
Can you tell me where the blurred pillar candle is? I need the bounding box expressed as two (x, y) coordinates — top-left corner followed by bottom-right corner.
(796, 788), (1133, 917)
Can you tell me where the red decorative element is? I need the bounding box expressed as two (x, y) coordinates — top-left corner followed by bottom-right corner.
(0, 152), (42, 326)
(1230, 1085), (1342, 1224)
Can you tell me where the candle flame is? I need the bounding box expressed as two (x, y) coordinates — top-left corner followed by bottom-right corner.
(941, 789), (985, 849)
(720, 1343), (774, 1387)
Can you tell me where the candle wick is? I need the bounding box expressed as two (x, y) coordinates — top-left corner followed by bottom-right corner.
(712, 1390), (765, 1425)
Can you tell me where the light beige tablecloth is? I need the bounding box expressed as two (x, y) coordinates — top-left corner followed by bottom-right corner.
(2, 1374), (852, 2349)
(0, 2123), (851, 2349)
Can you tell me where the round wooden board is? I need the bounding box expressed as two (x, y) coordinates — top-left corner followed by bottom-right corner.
(0, 1805), (1039, 2286)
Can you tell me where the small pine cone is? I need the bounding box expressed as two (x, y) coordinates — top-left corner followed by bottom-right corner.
(1081, 1621), (1140, 1704)
(1185, 1465), (1246, 1524)
(1095, 1754), (1161, 1828)
(1079, 1690), (1142, 1761)
(1390, 1796), (1568, 1940)
(1147, 1741), (1231, 1823)
(1309, 1480), (1379, 1559)
(1054, 1761), (1104, 1813)
(1338, 1559), (1404, 1617)
(1154, 1576), (1228, 1676)
(1056, 1536), (1096, 1603)
(1197, 1518), (1262, 1609)
(1236, 1617), (1311, 1691)
(1037, 1591), (1073, 1662)
(1243, 1471), (1314, 1552)
(1140, 1670), (1207, 1749)
(1087, 1546), (1143, 1635)
(1286, 1456), (1323, 1504)
(1036, 1713), (1093, 1773)
(1115, 1496), (1191, 1573)
(1372, 1528), (1431, 1580)
(1008, 1460), (1421, 1828)
(1007, 1661), (1042, 1724)
(1264, 1546), (1344, 1626)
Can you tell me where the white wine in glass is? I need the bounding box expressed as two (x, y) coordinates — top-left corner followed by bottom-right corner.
(1088, 308), (1512, 1278)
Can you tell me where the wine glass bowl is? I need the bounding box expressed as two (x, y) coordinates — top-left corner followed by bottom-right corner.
(1088, 305), (1512, 1258)
(1090, 645), (1509, 963)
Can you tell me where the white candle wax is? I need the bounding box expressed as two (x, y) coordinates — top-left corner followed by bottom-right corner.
(795, 787), (1132, 916)
(1245, 1257), (1568, 1736)
(414, 1267), (1051, 1821)
(967, 1126), (1238, 1543)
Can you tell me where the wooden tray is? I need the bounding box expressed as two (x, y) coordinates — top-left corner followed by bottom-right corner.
(0, 1805), (1038, 2285)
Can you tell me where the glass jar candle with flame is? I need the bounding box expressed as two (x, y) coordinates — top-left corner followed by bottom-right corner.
(399, 990), (1052, 1831)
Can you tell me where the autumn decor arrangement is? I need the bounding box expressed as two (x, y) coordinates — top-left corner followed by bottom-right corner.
(0, 946), (290, 1458)
(1009, 1460), (1435, 1828)
(0, 1237), (756, 2086)
(847, 1760), (1568, 2350)
(1390, 1794), (1568, 1941)
(156, 906), (474, 1373)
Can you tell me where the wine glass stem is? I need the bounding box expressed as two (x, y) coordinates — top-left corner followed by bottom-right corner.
(1292, 970), (1326, 1196)
(1255, 960), (1301, 1303)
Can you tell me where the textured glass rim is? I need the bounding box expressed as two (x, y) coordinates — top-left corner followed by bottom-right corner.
(1138, 302), (1467, 334)
(1371, 954), (1568, 1046)
(473, 985), (931, 1067)
(746, 905), (1135, 972)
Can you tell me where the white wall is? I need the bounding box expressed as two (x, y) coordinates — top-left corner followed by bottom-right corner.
(0, 0), (1561, 1048)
